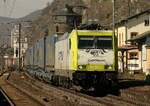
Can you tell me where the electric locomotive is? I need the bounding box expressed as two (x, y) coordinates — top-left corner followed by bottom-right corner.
(24, 28), (118, 90)
(54, 29), (118, 90)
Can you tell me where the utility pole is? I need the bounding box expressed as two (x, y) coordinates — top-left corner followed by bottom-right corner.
(112, 0), (118, 71)
(44, 29), (48, 72)
(112, 0), (115, 36)
(18, 23), (21, 71)
(128, 0), (131, 17)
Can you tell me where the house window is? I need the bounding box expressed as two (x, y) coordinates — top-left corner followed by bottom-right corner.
(16, 49), (18, 57)
(144, 19), (149, 26)
(56, 25), (59, 32)
(131, 32), (138, 38)
(25, 38), (27, 42)
(22, 44), (24, 48)
(130, 32), (138, 45)
(129, 52), (138, 59)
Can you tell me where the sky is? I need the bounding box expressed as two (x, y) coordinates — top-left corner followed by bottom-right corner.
(0, 0), (53, 18)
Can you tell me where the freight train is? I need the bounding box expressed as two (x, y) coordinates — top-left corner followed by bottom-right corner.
(24, 28), (118, 90)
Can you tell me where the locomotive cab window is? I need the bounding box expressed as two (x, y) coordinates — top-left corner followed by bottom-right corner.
(78, 36), (112, 49)
(97, 36), (112, 49)
(78, 37), (94, 49)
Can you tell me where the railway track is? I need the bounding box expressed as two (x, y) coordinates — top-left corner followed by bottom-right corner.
(0, 87), (15, 106)
(9, 72), (103, 106)
(50, 83), (150, 106)
(7, 71), (150, 106)
(0, 73), (47, 106)
(6, 80), (51, 106)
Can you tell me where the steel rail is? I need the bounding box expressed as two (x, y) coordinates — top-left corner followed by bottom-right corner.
(0, 87), (15, 106)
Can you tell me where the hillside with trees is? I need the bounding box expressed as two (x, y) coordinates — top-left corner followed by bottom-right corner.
(17, 0), (150, 46)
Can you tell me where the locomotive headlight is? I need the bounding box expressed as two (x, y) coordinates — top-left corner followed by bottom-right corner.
(108, 65), (112, 69)
(78, 65), (83, 69)
(78, 65), (86, 70)
(105, 65), (113, 70)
